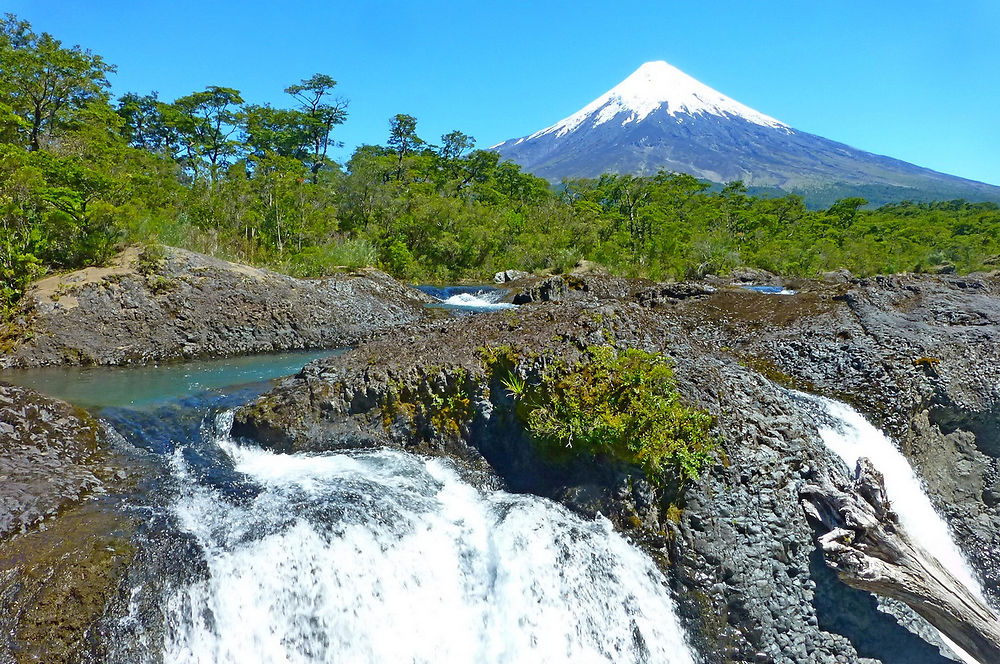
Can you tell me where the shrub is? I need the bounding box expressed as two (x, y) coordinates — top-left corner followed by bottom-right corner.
(285, 238), (378, 277)
(507, 345), (716, 484)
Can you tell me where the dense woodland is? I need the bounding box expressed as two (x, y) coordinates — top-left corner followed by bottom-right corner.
(2, 13), (999, 318)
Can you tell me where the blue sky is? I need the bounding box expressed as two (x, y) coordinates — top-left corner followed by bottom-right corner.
(7, 0), (1000, 185)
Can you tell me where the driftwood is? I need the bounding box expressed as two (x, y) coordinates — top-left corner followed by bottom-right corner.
(800, 458), (1000, 664)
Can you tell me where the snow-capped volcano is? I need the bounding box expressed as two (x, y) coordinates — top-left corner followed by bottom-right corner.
(494, 61), (1000, 206)
(528, 60), (786, 140)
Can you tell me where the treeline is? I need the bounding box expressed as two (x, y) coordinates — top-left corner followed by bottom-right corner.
(2, 13), (999, 318)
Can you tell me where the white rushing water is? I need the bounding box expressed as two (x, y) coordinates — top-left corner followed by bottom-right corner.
(799, 394), (987, 664)
(159, 415), (695, 664)
(439, 292), (516, 310)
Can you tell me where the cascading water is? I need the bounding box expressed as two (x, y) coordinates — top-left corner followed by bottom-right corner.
(415, 285), (516, 312)
(438, 291), (516, 310)
(154, 411), (695, 664)
(794, 392), (989, 663)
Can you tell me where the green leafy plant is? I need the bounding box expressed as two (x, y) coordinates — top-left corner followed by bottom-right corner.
(136, 243), (165, 275)
(520, 345), (716, 484)
(500, 374), (526, 400)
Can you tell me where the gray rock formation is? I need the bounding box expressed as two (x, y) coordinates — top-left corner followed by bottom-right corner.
(0, 384), (136, 663)
(494, 269), (530, 283)
(0, 384), (117, 534)
(233, 287), (982, 663)
(1, 245), (431, 368)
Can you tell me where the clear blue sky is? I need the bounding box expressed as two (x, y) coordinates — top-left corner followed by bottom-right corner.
(7, 0), (1000, 185)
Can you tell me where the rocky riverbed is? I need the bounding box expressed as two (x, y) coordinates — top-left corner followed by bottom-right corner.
(2, 257), (999, 663)
(235, 270), (1000, 663)
(0, 384), (137, 664)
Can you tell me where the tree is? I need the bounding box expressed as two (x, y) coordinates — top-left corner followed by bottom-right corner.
(117, 92), (171, 151)
(0, 14), (115, 151)
(438, 130), (475, 161)
(284, 74), (347, 183)
(387, 113), (424, 180)
(243, 104), (311, 160)
(828, 197), (868, 228)
(163, 86), (245, 185)
(0, 145), (44, 313)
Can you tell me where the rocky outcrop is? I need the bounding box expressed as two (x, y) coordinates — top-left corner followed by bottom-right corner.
(676, 272), (1000, 608)
(0, 384), (136, 663)
(5, 265), (984, 663)
(0, 384), (122, 534)
(232, 290), (979, 663)
(494, 269), (530, 283)
(802, 458), (1000, 663)
(1, 245), (432, 368)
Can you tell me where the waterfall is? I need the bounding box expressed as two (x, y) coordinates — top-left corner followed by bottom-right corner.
(438, 292), (516, 310)
(796, 393), (988, 663)
(414, 284), (516, 311)
(157, 412), (695, 664)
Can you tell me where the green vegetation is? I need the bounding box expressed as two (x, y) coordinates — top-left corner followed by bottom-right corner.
(497, 346), (717, 484)
(3, 13), (1000, 320)
(381, 368), (474, 441)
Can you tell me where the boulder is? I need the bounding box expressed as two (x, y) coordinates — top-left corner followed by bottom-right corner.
(493, 269), (530, 283)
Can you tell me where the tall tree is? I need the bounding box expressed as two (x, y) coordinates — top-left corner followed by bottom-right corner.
(284, 74), (347, 183)
(0, 14), (115, 151)
(241, 104), (330, 169)
(163, 86), (245, 185)
(828, 197), (868, 228)
(438, 130), (474, 161)
(387, 113), (424, 180)
(116, 92), (173, 152)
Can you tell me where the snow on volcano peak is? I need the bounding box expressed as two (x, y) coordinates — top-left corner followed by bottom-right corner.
(529, 60), (787, 140)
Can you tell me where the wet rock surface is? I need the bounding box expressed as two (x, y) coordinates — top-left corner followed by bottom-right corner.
(801, 458), (1000, 662)
(5, 266), (999, 663)
(233, 273), (1000, 663)
(680, 273), (1000, 608)
(0, 384), (137, 664)
(0, 384), (115, 534)
(1, 246), (432, 368)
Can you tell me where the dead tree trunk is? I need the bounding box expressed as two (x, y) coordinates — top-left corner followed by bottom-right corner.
(800, 457), (1000, 664)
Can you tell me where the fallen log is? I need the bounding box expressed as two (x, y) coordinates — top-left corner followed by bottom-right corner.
(800, 457), (1000, 663)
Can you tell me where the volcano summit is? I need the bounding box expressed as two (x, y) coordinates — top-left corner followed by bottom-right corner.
(493, 61), (1000, 205)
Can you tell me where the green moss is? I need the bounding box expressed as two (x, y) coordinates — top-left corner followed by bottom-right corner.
(740, 354), (818, 393)
(0, 503), (137, 664)
(145, 273), (177, 294)
(380, 372), (475, 440)
(135, 243), (165, 276)
(477, 344), (520, 374)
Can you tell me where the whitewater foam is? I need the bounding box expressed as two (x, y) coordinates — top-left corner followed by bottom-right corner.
(439, 292), (515, 310)
(806, 396), (983, 600)
(159, 419), (695, 663)
(798, 394), (989, 663)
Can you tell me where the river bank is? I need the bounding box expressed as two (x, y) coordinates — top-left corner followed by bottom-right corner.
(0, 246), (431, 368)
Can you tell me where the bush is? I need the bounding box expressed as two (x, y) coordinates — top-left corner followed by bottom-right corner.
(284, 238), (378, 277)
(508, 345), (716, 484)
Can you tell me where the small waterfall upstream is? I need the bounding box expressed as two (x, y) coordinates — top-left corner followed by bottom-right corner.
(153, 411), (695, 664)
(795, 393), (989, 663)
(415, 285), (516, 312)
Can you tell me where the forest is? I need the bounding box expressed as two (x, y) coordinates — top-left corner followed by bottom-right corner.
(2, 12), (999, 319)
